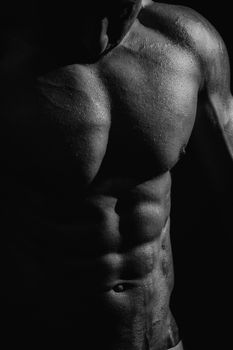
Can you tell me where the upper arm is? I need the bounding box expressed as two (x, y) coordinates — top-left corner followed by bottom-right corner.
(197, 20), (233, 158)
(149, 3), (233, 159)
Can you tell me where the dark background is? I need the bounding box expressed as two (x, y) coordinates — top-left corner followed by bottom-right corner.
(1, 1), (232, 347)
(169, 2), (233, 350)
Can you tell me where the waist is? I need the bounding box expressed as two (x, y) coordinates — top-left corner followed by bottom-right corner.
(4, 201), (176, 347)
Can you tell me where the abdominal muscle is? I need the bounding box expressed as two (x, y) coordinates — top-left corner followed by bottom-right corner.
(5, 171), (178, 348)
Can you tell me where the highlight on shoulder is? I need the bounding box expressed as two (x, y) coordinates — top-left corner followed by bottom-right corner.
(139, 1), (229, 68)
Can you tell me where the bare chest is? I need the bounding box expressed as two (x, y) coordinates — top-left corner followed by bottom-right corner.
(98, 43), (200, 177)
(3, 42), (200, 188)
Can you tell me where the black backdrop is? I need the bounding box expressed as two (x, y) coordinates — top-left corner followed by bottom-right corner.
(1, 1), (232, 347)
(169, 2), (233, 350)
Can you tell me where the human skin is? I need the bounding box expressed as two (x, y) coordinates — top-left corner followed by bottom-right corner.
(2, 0), (233, 348)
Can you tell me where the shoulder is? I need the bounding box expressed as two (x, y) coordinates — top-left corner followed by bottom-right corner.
(139, 2), (228, 66)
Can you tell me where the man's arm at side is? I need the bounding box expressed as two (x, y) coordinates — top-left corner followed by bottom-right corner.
(197, 20), (233, 158)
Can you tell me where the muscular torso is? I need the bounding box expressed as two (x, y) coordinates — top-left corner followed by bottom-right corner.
(2, 4), (202, 348)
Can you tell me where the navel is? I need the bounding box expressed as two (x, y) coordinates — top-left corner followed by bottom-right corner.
(112, 282), (133, 293)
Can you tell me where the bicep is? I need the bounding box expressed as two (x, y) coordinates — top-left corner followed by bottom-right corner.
(200, 30), (233, 159)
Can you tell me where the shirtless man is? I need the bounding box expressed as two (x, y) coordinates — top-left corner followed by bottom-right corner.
(2, 0), (233, 349)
